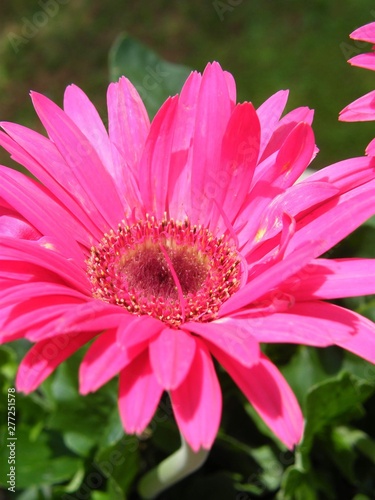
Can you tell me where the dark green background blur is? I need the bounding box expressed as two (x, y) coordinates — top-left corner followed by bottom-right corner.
(1, 0), (375, 170)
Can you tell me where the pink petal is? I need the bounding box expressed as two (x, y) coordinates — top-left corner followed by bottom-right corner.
(219, 240), (320, 317)
(107, 77), (150, 214)
(261, 106), (314, 160)
(245, 301), (375, 350)
(286, 178), (375, 257)
(167, 71), (202, 219)
(138, 97), (179, 217)
(336, 319), (375, 364)
(366, 137), (375, 156)
(170, 340), (222, 451)
(349, 53), (375, 71)
(182, 320), (259, 368)
(256, 90), (289, 159)
(224, 70), (237, 106)
(118, 350), (163, 434)
(0, 165), (84, 261)
(116, 315), (163, 348)
(30, 92), (124, 230)
(306, 155), (375, 191)
(149, 327), (196, 390)
(0, 260), (56, 284)
(273, 123), (315, 185)
(0, 237), (89, 293)
(236, 123), (315, 252)
(212, 102), (260, 228)
(16, 331), (96, 393)
(0, 281), (88, 306)
(27, 300), (125, 340)
(189, 62), (233, 225)
(247, 181), (339, 251)
(1, 303), (84, 343)
(282, 258), (375, 300)
(0, 125), (102, 241)
(107, 76), (150, 176)
(0, 212), (41, 240)
(339, 90), (375, 122)
(79, 316), (160, 394)
(64, 84), (114, 180)
(350, 22), (375, 43)
(212, 348), (303, 449)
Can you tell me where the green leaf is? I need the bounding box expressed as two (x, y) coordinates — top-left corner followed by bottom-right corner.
(92, 492), (111, 500)
(99, 409), (125, 449)
(109, 33), (191, 117)
(0, 426), (83, 489)
(46, 353), (119, 456)
(0, 344), (17, 382)
(301, 372), (375, 456)
(326, 426), (361, 482)
(280, 346), (330, 409)
(279, 466), (332, 500)
(95, 436), (140, 498)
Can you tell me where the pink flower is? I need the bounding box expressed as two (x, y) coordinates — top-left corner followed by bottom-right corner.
(2, 62), (375, 452)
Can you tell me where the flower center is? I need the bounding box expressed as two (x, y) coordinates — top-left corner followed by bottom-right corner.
(87, 217), (241, 327)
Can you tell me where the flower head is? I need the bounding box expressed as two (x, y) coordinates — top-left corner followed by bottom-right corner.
(2, 62), (375, 451)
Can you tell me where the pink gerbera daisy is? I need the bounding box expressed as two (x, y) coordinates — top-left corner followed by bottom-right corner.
(2, 62), (375, 454)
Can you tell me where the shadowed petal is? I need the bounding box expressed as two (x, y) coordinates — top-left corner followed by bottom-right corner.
(171, 340), (222, 452)
(213, 348), (303, 449)
(138, 97), (179, 217)
(118, 350), (163, 434)
(257, 90), (289, 159)
(261, 106), (314, 160)
(219, 240), (321, 316)
(286, 178), (375, 257)
(211, 102), (260, 229)
(243, 301), (375, 357)
(190, 62), (233, 225)
(282, 258), (375, 300)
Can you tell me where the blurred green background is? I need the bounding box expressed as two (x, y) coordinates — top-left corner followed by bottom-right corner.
(1, 1), (375, 499)
(1, 0), (375, 169)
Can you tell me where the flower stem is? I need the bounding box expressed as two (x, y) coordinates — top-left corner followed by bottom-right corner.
(137, 434), (209, 499)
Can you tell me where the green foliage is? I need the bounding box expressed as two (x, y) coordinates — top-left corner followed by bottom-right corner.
(109, 34), (191, 118)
